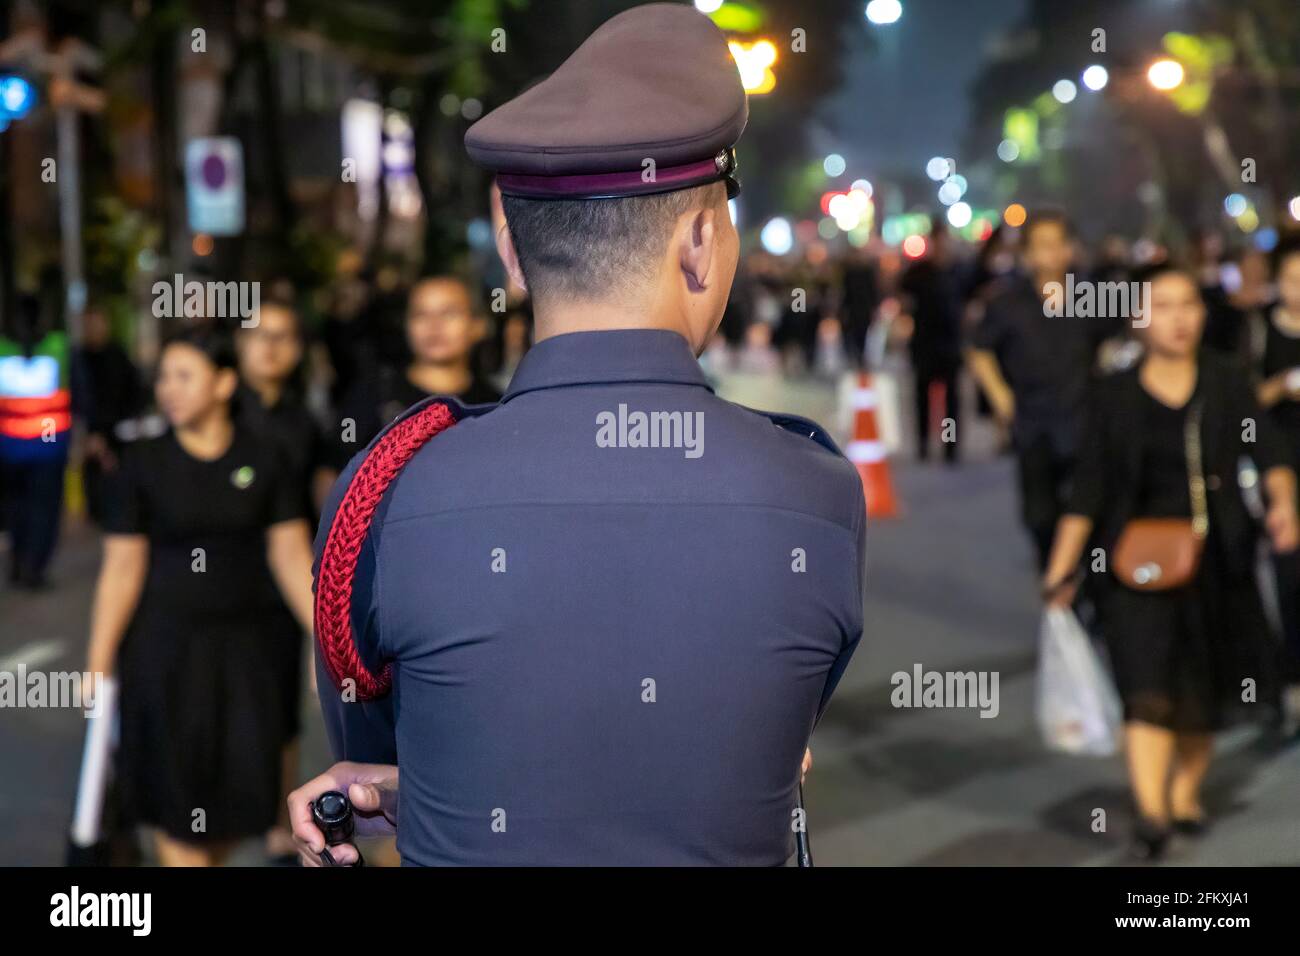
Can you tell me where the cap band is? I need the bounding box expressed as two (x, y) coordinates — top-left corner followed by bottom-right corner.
(497, 150), (737, 200)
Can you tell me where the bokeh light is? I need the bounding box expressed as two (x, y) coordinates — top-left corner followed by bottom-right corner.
(1081, 65), (1109, 91)
(0, 75), (35, 117)
(865, 0), (902, 26)
(760, 217), (794, 255)
(1052, 79), (1077, 104)
(925, 156), (951, 181)
(1148, 58), (1185, 91)
(1003, 203), (1027, 227)
(729, 40), (778, 94)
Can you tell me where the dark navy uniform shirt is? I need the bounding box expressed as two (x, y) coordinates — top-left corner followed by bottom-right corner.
(314, 329), (865, 865)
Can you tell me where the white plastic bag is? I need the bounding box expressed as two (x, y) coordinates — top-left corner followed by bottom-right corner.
(1035, 607), (1123, 756)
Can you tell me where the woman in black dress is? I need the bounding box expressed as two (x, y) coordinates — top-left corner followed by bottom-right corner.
(86, 328), (316, 866)
(1042, 264), (1298, 860)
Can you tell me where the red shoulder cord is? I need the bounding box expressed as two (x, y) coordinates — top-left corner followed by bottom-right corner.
(315, 400), (459, 700)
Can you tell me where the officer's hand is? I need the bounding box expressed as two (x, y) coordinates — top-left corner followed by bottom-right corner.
(289, 761), (398, 867)
(801, 748), (812, 784)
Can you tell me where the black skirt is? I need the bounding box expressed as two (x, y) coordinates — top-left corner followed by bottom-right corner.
(1099, 537), (1276, 733)
(116, 600), (289, 844)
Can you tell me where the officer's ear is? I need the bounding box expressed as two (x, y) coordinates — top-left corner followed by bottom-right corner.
(677, 200), (719, 293)
(494, 221), (529, 295)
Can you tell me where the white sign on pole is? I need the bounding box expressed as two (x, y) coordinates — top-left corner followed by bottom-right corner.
(185, 137), (245, 236)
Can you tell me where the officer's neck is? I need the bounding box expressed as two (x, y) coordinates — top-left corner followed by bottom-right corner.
(532, 298), (696, 351)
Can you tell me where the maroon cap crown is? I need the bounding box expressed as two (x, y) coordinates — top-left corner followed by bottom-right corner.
(466, 3), (747, 199)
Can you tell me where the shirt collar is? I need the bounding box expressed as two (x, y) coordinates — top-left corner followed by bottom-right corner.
(502, 329), (713, 403)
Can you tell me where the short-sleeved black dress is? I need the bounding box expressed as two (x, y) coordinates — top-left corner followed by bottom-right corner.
(105, 427), (305, 842)
(1100, 386), (1271, 732)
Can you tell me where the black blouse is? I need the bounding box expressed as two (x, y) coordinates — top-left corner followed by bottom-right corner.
(1068, 352), (1287, 578)
(104, 427), (305, 615)
(1133, 387), (1197, 519)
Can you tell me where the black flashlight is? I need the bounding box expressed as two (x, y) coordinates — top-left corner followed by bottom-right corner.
(311, 790), (363, 867)
(796, 782), (813, 868)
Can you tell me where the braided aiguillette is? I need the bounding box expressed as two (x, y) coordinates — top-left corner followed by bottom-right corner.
(314, 401), (458, 700)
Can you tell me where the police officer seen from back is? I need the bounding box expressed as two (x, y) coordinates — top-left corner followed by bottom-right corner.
(291, 2), (866, 866)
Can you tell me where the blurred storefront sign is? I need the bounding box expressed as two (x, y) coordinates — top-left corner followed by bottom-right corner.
(185, 137), (245, 236)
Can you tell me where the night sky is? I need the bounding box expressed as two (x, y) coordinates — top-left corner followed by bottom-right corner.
(827, 0), (1026, 177)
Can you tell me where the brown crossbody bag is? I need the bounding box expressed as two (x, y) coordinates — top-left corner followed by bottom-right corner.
(1111, 400), (1208, 591)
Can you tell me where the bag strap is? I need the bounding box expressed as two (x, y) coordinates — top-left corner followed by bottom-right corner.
(1184, 399), (1208, 539)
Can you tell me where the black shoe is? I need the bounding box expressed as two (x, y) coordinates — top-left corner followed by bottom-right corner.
(1172, 815), (1207, 837)
(1130, 819), (1169, 861)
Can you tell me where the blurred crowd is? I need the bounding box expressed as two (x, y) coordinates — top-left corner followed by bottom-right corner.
(6, 202), (1300, 863)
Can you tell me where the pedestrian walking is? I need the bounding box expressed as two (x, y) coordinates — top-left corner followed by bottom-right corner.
(1042, 263), (1298, 860)
(87, 327), (316, 866)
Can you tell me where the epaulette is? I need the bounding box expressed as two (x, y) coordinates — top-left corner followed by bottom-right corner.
(314, 395), (497, 700)
(755, 409), (845, 457)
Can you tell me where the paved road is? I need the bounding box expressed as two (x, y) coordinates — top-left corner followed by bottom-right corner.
(2, 370), (1297, 865)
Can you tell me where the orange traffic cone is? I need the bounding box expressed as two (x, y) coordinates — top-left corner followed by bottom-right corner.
(846, 371), (900, 519)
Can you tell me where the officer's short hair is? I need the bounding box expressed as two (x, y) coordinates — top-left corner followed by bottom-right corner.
(502, 183), (720, 302)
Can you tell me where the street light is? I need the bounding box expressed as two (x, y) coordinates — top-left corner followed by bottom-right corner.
(0, 75), (35, 118)
(925, 156), (951, 181)
(760, 217), (794, 255)
(1081, 65), (1109, 91)
(1052, 79), (1077, 104)
(865, 0), (902, 26)
(1147, 58), (1185, 91)
(729, 39), (777, 94)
